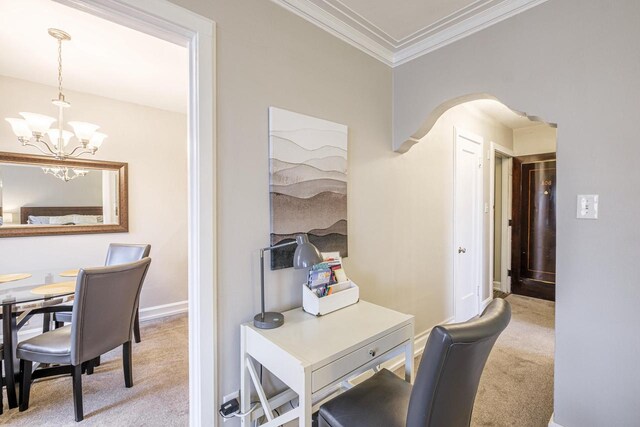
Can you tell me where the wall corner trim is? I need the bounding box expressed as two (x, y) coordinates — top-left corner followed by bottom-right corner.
(548, 413), (564, 427)
(269, 0), (394, 66)
(392, 0), (551, 66)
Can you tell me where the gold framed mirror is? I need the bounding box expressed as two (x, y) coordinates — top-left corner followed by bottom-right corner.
(0, 151), (128, 237)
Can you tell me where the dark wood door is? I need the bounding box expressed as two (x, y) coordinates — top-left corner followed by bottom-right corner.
(511, 153), (556, 301)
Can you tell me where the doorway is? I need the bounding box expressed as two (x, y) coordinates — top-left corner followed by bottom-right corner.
(58, 0), (217, 423)
(511, 153), (556, 301)
(454, 128), (483, 322)
(490, 143), (513, 297)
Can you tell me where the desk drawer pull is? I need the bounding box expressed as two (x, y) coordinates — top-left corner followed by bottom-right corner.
(369, 349), (376, 357)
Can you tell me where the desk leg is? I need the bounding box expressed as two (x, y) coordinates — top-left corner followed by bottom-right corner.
(3, 305), (18, 408)
(298, 369), (312, 427)
(240, 328), (250, 426)
(405, 339), (414, 384)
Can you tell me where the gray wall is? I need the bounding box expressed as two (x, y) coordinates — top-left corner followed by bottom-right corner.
(393, 1), (640, 425)
(167, 0), (391, 421)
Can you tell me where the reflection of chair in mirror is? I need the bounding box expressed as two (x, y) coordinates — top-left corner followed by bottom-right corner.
(18, 258), (151, 422)
(54, 244), (151, 344)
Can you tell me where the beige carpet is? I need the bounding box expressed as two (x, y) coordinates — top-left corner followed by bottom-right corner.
(400, 294), (555, 427)
(472, 295), (555, 426)
(2, 314), (189, 426)
(3, 295), (553, 426)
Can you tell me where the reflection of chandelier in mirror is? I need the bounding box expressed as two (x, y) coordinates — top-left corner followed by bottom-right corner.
(5, 28), (107, 160)
(41, 166), (89, 182)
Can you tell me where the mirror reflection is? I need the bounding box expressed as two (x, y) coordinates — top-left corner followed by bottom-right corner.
(0, 162), (120, 227)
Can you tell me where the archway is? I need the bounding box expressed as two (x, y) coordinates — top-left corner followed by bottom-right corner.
(404, 95), (557, 425)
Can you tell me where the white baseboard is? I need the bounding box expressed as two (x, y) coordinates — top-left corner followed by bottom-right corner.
(139, 300), (188, 322)
(493, 281), (501, 289)
(4, 300), (188, 342)
(481, 296), (493, 311)
(380, 316), (455, 373)
(548, 413), (564, 427)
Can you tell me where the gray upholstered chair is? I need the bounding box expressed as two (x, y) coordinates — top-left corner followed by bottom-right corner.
(54, 243), (151, 343)
(318, 298), (511, 427)
(17, 258), (151, 422)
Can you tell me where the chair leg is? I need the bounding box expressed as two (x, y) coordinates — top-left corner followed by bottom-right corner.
(86, 359), (94, 375)
(72, 365), (84, 422)
(94, 355), (101, 367)
(123, 341), (133, 388)
(42, 312), (51, 333)
(133, 311), (141, 343)
(19, 359), (33, 411)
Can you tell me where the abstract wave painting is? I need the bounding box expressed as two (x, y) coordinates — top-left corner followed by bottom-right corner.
(269, 107), (348, 270)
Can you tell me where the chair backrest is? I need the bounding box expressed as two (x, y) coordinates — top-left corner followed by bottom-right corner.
(70, 258), (151, 365)
(104, 243), (151, 266)
(406, 298), (511, 427)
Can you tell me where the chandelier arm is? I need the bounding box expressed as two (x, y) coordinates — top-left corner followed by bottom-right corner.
(66, 146), (95, 158)
(22, 140), (59, 157)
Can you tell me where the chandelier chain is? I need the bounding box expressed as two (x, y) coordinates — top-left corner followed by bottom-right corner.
(57, 38), (64, 97)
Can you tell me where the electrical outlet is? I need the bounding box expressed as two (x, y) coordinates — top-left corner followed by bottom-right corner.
(221, 391), (239, 423)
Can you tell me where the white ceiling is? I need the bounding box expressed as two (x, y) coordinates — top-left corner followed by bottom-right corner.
(0, 0), (188, 113)
(274, 0), (549, 66)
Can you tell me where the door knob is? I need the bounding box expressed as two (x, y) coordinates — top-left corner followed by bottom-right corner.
(458, 247), (467, 254)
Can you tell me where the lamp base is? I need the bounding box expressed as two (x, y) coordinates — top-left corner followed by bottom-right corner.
(254, 312), (284, 329)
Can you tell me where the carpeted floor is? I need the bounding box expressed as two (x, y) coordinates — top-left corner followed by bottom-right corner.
(471, 294), (555, 426)
(2, 314), (189, 426)
(401, 294), (555, 426)
(3, 295), (553, 426)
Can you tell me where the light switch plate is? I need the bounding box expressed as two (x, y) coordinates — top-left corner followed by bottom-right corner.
(577, 195), (598, 219)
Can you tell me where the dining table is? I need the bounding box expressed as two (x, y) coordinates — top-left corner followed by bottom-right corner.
(0, 269), (79, 409)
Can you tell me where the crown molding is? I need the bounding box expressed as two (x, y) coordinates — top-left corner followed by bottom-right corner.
(271, 0), (394, 66)
(271, 0), (549, 67)
(393, 0), (550, 66)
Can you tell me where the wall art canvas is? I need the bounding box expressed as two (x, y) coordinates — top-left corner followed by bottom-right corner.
(269, 107), (348, 270)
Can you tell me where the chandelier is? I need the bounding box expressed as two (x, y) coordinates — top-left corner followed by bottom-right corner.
(42, 166), (90, 182)
(5, 28), (107, 160)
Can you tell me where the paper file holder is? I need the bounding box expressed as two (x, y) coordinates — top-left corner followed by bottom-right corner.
(302, 280), (359, 316)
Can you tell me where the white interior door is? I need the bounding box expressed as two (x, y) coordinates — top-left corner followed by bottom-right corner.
(454, 129), (483, 322)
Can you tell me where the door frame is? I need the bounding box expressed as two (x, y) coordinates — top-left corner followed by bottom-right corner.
(453, 127), (484, 321)
(488, 142), (514, 294)
(55, 0), (217, 424)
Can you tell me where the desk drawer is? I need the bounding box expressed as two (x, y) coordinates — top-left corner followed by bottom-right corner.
(312, 324), (412, 393)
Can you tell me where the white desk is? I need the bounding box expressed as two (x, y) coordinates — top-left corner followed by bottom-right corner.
(240, 300), (414, 427)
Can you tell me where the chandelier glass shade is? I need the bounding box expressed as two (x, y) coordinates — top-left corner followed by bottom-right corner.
(4, 28), (107, 160)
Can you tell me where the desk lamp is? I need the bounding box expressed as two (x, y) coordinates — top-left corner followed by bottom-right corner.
(255, 234), (322, 329)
